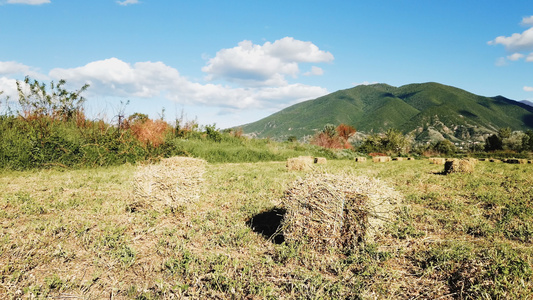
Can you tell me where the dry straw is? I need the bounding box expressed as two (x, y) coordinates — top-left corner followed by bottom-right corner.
(355, 157), (367, 163)
(281, 173), (402, 251)
(429, 157), (446, 165)
(314, 157), (327, 164)
(286, 156), (314, 171)
(373, 156), (392, 163)
(443, 158), (476, 174)
(132, 156), (206, 211)
(505, 158), (528, 164)
(286, 156), (328, 171)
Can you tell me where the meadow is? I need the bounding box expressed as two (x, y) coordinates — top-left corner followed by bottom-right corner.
(1, 158), (532, 299)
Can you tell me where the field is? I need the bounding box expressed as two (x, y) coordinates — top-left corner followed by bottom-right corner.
(1, 158), (532, 299)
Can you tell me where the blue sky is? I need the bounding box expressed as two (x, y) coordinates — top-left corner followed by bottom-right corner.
(0, 0), (532, 128)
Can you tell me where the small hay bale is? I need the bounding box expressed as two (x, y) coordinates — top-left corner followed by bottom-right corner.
(502, 158), (527, 164)
(355, 157), (367, 163)
(373, 156), (391, 163)
(287, 156), (314, 171)
(444, 158), (475, 174)
(393, 157), (407, 161)
(132, 156), (206, 211)
(408, 157), (416, 161)
(529, 160), (533, 164)
(489, 158), (501, 163)
(314, 157), (327, 164)
(429, 157), (446, 165)
(281, 173), (402, 251)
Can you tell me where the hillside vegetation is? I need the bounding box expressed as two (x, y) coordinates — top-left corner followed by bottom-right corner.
(240, 82), (533, 143)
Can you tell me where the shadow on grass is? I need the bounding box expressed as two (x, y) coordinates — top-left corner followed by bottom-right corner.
(247, 208), (286, 244)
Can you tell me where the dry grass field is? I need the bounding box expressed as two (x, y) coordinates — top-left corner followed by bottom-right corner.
(1, 159), (532, 299)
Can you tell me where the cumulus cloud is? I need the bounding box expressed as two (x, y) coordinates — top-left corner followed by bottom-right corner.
(117, 0), (139, 6)
(202, 37), (333, 87)
(488, 16), (533, 52)
(6, 0), (50, 4)
(521, 16), (533, 26)
(303, 66), (324, 76)
(507, 53), (525, 61)
(48, 57), (328, 110)
(524, 86), (533, 92)
(353, 81), (379, 86)
(0, 61), (46, 79)
(0, 77), (18, 100)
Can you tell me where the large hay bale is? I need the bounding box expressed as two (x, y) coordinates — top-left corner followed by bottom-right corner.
(444, 158), (475, 174)
(281, 173), (402, 251)
(372, 156), (391, 163)
(429, 157), (446, 165)
(314, 157), (327, 164)
(355, 157), (367, 163)
(506, 158), (528, 164)
(286, 156), (314, 171)
(132, 157), (206, 211)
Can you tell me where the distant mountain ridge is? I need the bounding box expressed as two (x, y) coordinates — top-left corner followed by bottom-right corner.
(522, 100), (533, 107)
(240, 82), (533, 143)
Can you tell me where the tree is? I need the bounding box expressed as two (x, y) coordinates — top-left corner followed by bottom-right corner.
(17, 76), (89, 121)
(524, 130), (533, 151)
(336, 123), (356, 140)
(310, 124), (352, 149)
(432, 139), (456, 155)
(358, 129), (411, 155)
(484, 134), (502, 151)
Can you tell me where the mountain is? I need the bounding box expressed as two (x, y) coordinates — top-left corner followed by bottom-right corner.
(240, 82), (533, 143)
(522, 100), (533, 107)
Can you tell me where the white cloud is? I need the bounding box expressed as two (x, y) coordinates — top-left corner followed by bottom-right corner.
(495, 57), (508, 67)
(49, 57), (328, 110)
(526, 52), (533, 62)
(0, 61), (47, 80)
(303, 66), (324, 76)
(354, 81), (378, 86)
(0, 77), (18, 100)
(6, 0), (50, 4)
(521, 16), (533, 26)
(264, 37), (334, 63)
(488, 27), (533, 52)
(507, 53), (525, 61)
(202, 37), (333, 87)
(524, 86), (533, 92)
(116, 0), (139, 6)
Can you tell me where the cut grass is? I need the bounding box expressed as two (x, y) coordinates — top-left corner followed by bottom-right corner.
(0, 160), (532, 298)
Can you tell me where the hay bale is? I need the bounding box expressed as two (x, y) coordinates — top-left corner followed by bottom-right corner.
(506, 158), (528, 164)
(444, 158), (475, 174)
(314, 157), (327, 164)
(355, 157), (367, 163)
(287, 156), (314, 171)
(393, 157), (407, 161)
(281, 173), (402, 251)
(429, 157), (446, 165)
(132, 157), (206, 211)
(373, 156), (391, 163)
(489, 158), (501, 163)
(408, 157), (416, 161)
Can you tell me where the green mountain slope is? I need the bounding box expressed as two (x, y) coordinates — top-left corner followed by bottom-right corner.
(240, 82), (533, 143)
